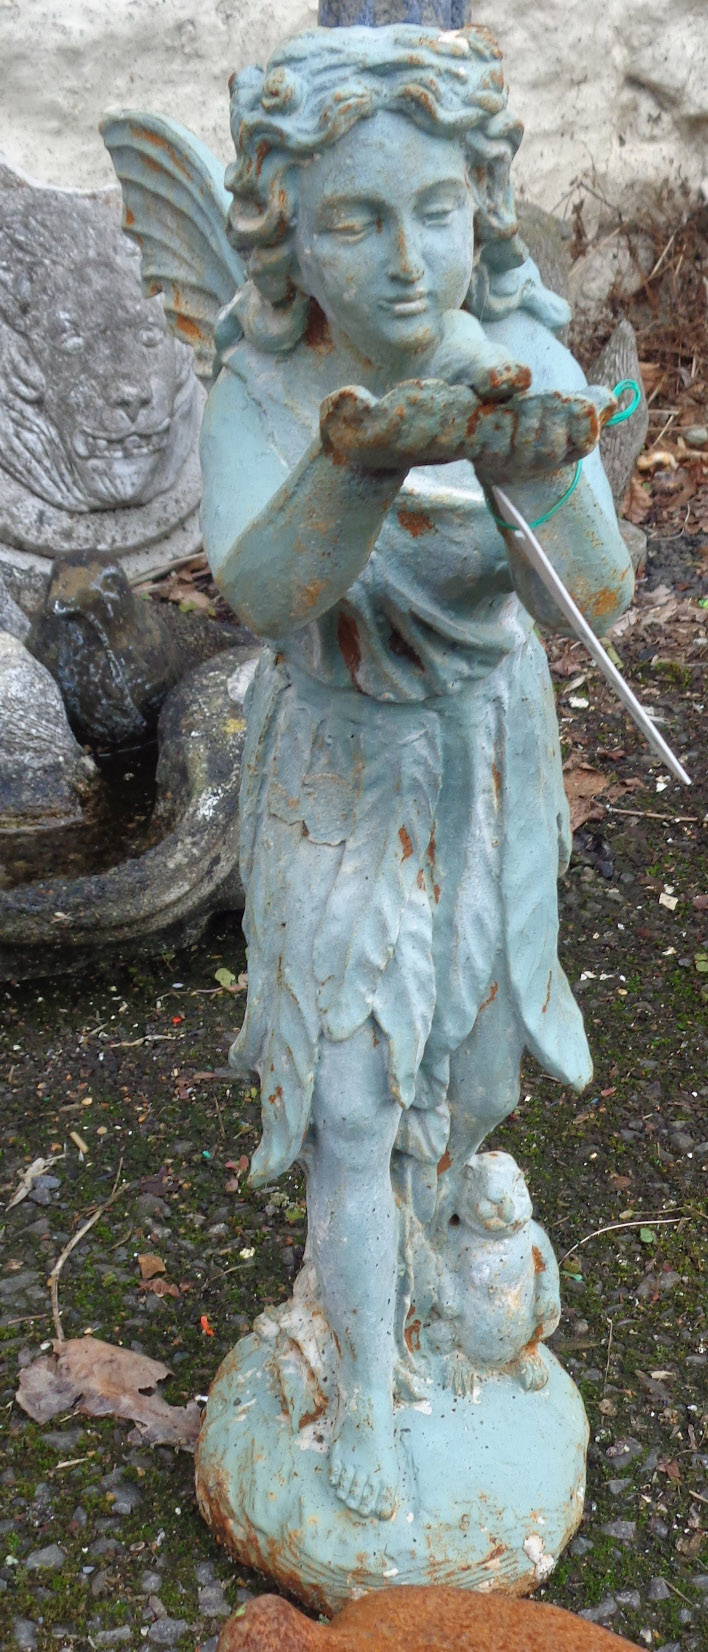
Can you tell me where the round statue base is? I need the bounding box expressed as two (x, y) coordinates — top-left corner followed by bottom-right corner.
(195, 1332), (588, 1615)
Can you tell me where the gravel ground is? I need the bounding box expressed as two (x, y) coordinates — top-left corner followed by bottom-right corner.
(1, 524), (707, 1652)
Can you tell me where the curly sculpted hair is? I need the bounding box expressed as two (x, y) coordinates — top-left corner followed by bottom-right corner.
(220, 24), (567, 355)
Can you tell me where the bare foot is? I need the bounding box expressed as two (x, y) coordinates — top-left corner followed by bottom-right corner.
(329, 1401), (399, 1520)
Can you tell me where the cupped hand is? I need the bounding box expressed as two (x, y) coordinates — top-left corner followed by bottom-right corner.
(320, 380), (617, 483)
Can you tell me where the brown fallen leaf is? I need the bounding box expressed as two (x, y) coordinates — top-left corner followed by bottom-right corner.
(138, 1253), (167, 1281)
(693, 894), (708, 911)
(562, 763), (611, 831)
(15, 1337), (201, 1451)
(622, 473), (652, 524)
(138, 1277), (180, 1298)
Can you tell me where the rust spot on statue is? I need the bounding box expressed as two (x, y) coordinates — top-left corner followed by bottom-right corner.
(397, 505), (434, 537)
(267, 1085), (283, 1107)
(532, 1244), (546, 1274)
(176, 314), (204, 346)
(482, 1541), (506, 1565)
(479, 981), (498, 1012)
(389, 625), (424, 670)
(136, 125), (192, 181)
(591, 584), (622, 619)
(337, 611), (362, 689)
(399, 825), (413, 860)
(298, 1397), (326, 1430)
(541, 970), (552, 1013)
(426, 829), (436, 865)
(433, 883), (441, 904)
(492, 759), (501, 807)
(256, 139), (271, 176)
(305, 299), (333, 352)
(124, 206), (135, 227)
(296, 577), (327, 614)
(404, 1307), (421, 1353)
(487, 363), (531, 394)
(437, 1145), (452, 1176)
(417, 868), (425, 890)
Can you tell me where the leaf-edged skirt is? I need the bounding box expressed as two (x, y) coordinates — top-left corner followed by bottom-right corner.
(233, 637), (591, 1186)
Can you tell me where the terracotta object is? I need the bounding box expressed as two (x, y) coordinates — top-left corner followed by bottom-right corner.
(216, 1589), (641, 1652)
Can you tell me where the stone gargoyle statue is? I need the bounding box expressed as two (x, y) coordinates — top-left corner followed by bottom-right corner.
(103, 17), (633, 1612)
(0, 172), (204, 592)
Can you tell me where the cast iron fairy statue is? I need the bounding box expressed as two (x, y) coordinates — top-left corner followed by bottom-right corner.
(105, 20), (633, 1601)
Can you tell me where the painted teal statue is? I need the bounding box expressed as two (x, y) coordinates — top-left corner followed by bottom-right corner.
(103, 17), (634, 1614)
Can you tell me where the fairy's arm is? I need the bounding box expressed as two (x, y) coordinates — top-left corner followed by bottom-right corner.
(200, 368), (406, 638)
(202, 341), (629, 641)
(482, 312), (634, 635)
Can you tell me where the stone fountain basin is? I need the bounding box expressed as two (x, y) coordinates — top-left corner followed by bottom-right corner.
(0, 646), (258, 980)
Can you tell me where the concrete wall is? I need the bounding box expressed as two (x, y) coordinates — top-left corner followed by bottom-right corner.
(1, 0), (706, 215)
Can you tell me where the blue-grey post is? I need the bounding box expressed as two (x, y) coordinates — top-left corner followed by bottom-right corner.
(319, 0), (470, 21)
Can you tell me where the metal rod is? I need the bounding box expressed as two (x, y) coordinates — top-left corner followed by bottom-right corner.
(492, 486), (692, 788)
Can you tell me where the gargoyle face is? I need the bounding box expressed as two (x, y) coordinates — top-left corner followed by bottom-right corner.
(0, 191), (200, 513)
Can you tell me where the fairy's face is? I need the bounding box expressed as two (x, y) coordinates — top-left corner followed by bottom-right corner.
(294, 109), (475, 372)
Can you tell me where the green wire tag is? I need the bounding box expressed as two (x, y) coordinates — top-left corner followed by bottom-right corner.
(488, 377), (642, 531)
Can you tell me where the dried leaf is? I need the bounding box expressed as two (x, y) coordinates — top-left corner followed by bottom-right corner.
(15, 1337), (201, 1450)
(637, 449), (679, 473)
(138, 1277), (180, 1298)
(138, 1254), (167, 1281)
(638, 360), (666, 397)
(563, 764), (611, 831)
(622, 473), (652, 525)
(6, 1155), (62, 1210)
(658, 1458), (681, 1481)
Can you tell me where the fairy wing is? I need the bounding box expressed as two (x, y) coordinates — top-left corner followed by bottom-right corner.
(100, 111), (245, 382)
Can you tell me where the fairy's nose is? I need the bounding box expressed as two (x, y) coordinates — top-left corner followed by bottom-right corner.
(388, 217), (425, 285)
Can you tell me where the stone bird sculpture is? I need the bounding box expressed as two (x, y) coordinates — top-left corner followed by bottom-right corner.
(215, 1589), (641, 1652)
(29, 549), (248, 748)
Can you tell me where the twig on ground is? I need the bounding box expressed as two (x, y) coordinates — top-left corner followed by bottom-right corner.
(78, 1023), (108, 1044)
(51, 1453), (98, 1473)
(47, 1158), (133, 1342)
(644, 229), (679, 286)
(108, 1035), (177, 1048)
(5, 1313), (53, 1327)
(602, 1316), (614, 1397)
(665, 1580), (695, 1608)
(559, 1214), (685, 1265)
(605, 806), (699, 823)
(212, 1089), (226, 1139)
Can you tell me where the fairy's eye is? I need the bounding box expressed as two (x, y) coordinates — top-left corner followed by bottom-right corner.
(327, 216), (378, 241)
(315, 198), (383, 241)
(417, 183), (468, 227)
(423, 207), (455, 226)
